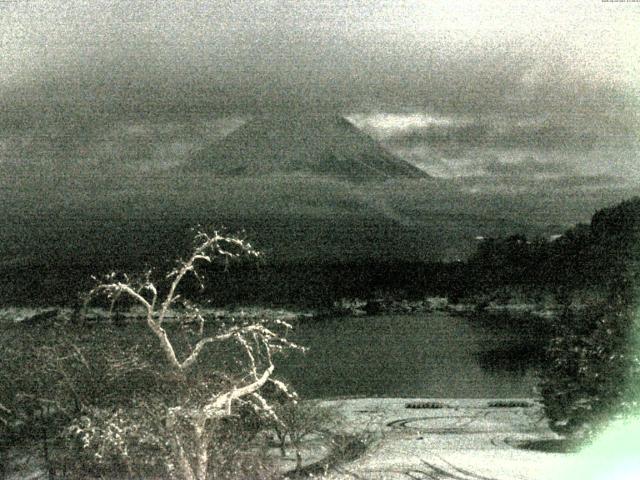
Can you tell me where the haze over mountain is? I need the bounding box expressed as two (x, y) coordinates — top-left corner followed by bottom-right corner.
(186, 113), (428, 180)
(0, 1), (639, 304)
(1, 1), (637, 187)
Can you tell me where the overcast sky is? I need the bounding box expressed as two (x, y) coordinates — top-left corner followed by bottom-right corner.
(1, 0), (639, 181)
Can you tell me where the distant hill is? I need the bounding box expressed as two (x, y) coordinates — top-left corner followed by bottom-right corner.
(5, 110), (633, 305)
(185, 113), (429, 180)
(465, 196), (640, 293)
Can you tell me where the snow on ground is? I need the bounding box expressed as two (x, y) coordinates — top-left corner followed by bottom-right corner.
(4, 397), (611, 479)
(316, 398), (576, 480)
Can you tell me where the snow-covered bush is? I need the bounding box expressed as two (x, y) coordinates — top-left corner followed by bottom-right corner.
(270, 400), (340, 472)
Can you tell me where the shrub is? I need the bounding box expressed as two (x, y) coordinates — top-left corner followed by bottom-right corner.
(270, 400), (340, 472)
(537, 197), (640, 440)
(539, 295), (637, 439)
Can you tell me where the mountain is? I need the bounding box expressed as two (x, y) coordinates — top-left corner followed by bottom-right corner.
(185, 113), (429, 179)
(3, 111), (600, 305)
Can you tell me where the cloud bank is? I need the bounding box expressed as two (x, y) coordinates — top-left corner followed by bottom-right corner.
(0, 0), (638, 215)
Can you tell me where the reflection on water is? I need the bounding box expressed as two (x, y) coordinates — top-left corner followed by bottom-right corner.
(476, 345), (545, 375)
(279, 312), (540, 399)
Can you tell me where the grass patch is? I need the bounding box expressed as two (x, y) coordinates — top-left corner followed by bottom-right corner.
(405, 401), (451, 409)
(516, 438), (583, 453)
(487, 400), (534, 408)
(284, 433), (368, 478)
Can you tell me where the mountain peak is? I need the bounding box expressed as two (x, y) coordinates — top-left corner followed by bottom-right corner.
(185, 113), (429, 180)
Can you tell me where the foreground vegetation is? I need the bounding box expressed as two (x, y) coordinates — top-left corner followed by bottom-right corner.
(471, 198), (640, 440)
(0, 231), (345, 479)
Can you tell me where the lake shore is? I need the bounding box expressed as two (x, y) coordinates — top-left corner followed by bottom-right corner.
(303, 397), (576, 480)
(5, 305), (622, 479)
(3, 397), (576, 480)
(2, 305), (544, 399)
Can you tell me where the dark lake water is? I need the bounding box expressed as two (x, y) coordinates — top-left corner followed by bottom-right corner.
(279, 312), (540, 399)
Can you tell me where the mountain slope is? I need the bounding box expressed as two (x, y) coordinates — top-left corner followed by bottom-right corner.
(185, 113), (429, 180)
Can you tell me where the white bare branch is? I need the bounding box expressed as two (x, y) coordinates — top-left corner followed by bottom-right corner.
(236, 333), (258, 379)
(250, 392), (279, 423)
(158, 231), (258, 325)
(179, 323), (272, 370)
(270, 378), (298, 402)
(201, 363), (275, 420)
(89, 282), (152, 313)
(82, 228), (298, 480)
(0, 402), (11, 425)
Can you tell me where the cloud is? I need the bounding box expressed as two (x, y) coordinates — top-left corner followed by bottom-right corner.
(348, 113), (455, 138)
(366, 114), (637, 153)
(350, 110), (640, 181)
(0, 1), (637, 205)
(0, 1), (638, 132)
(0, 116), (246, 177)
(480, 157), (571, 177)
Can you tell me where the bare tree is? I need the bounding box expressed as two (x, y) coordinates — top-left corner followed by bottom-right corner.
(79, 230), (303, 480)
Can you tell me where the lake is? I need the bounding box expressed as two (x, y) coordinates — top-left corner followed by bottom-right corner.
(2, 308), (542, 400)
(280, 311), (541, 399)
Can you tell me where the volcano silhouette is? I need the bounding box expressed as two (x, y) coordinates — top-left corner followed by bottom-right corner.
(186, 113), (429, 179)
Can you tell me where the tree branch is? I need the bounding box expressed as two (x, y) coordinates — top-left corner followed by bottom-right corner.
(179, 323), (278, 370)
(202, 363), (275, 420)
(90, 282), (152, 313)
